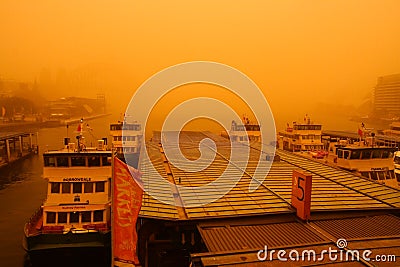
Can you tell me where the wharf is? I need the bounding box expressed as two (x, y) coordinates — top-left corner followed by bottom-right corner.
(0, 113), (111, 132)
(0, 132), (38, 169)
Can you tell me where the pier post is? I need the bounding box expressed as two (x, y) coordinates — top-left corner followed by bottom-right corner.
(5, 139), (11, 162)
(19, 135), (23, 155)
(29, 133), (33, 149)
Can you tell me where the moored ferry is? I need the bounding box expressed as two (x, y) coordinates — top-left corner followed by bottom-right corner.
(225, 117), (261, 143)
(278, 115), (324, 152)
(334, 144), (398, 188)
(110, 120), (142, 168)
(23, 127), (112, 253)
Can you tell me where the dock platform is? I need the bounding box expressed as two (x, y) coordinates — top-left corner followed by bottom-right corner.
(0, 132), (38, 169)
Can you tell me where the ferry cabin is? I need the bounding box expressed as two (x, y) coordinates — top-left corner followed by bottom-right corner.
(336, 147), (398, 188)
(278, 122), (324, 152)
(110, 121), (142, 155)
(228, 120), (261, 143)
(42, 151), (112, 231)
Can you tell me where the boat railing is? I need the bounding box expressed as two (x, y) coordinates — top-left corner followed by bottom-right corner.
(25, 207), (43, 236)
(82, 223), (109, 232)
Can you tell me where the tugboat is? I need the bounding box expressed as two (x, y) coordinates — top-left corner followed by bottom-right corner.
(110, 119), (142, 168)
(23, 120), (112, 258)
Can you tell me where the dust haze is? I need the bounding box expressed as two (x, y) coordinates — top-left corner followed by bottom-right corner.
(1, 1), (400, 132)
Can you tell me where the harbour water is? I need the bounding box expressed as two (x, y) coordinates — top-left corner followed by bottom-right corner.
(0, 117), (113, 267)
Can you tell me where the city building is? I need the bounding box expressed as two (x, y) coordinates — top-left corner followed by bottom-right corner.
(374, 73), (400, 117)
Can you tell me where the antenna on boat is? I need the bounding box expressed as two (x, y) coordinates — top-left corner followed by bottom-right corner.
(76, 118), (84, 152)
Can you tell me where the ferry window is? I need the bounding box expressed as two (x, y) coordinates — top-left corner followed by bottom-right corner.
(360, 172), (369, 178)
(46, 212), (56, 224)
(350, 150), (361, 159)
(95, 181), (105, 192)
(338, 150), (343, 158)
(343, 151), (350, 159)
(88, 156), (100, 167)
(382, 150), (393, 159)
(62, 183), (71, 193)
(44, 156), (55, 167)
(372, 150), (382, 159)
(56, 157), (69, 167)
(71, 156), (86, 167)
(378, 171), (385, 180)
(70, 212), (79, 223)
(81, 211), (91, 223)
(388, 171), (395, 179)
(84, 182), (94, 193)
(58, 212), (67, 223)
(396, 173), (400, 183)
(361, 150), (372, 159)
(102, 156), (111, 166)
(113, 136), (118, 141)
(51, 182), (60, 193)
(110, 125), (122, 131)
(370, 172), (378, 180)
(94, 210), (104, 222)
(73, 183), (82, 193)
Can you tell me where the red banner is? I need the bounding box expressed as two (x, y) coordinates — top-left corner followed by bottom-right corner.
(113, 157), (143, 265)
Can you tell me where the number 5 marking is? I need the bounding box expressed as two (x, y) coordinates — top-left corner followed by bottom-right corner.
(297, 176), (305, 201)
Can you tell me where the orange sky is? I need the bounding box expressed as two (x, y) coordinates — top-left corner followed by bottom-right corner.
(1, 1), (400, 130)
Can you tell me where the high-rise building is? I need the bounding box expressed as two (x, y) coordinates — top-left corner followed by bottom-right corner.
(374, 73), (400, 116)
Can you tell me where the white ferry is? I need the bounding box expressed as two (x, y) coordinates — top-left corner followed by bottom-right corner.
(334, 142), (397, 188)
(226, 118), (261, 143)
(110, 120), (142, 168)
(278, 115), (324, 152)
(23, 128), (112, 253)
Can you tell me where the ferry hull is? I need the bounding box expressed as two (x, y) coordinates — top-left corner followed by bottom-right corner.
(23, 230), (111, 252)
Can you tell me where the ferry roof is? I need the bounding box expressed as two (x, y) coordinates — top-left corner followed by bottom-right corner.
(337, 146), (397, 151)
(139, 131), (400, 221)
(193, 213), (400, 266)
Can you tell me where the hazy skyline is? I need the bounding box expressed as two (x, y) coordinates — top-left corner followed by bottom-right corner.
(1, 1), (400, 130)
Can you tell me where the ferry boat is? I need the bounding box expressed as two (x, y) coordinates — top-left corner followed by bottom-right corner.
(321, 127), (398, 188)
(23, 124), (112, 254)
(110, 120), (142, 168)
(278, 115), (324, 152)
(225, 117), (261, 143)
(332, 140), (397, 188)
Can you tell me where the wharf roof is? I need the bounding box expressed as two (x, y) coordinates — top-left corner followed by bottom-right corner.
(138, 131), (400, 221)
(192, 213), (400, 266)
